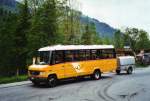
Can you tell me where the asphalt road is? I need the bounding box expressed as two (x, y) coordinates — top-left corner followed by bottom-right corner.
(0, 67), (150, 101)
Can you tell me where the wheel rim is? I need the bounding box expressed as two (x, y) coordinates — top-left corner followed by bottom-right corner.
(95, 72), (100, 79)
(128, 68), (132, 74)
(48, 77), (55, 86)
(129, 68), (132, 73)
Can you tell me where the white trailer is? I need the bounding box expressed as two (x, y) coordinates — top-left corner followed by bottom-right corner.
(116, 56), (135, 74)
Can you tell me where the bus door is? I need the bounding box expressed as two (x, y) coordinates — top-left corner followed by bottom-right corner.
(64, 50), (78, 78)
(51, 51), (65, 79)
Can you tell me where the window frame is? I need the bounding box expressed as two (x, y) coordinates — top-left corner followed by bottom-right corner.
(50, 48), (116, 65)
(51, 50), (65, 65)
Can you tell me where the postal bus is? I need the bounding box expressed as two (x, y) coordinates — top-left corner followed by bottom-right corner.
(28, 45), (117, 87)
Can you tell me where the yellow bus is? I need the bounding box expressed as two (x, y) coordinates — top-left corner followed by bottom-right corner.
(28, 45), (117, 87)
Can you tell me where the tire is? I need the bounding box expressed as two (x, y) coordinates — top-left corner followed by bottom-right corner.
(91, 70), (101, 80)
(47, 75), (58, 87)
(116, 70), (121, 75)
(32, 81), (40, 86)
(127, 67), (133, 74)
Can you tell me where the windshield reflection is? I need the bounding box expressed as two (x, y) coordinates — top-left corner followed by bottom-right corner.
(36, 51), (50, 65)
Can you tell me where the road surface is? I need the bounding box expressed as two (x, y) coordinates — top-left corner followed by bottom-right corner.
(0, 67), (150, 101)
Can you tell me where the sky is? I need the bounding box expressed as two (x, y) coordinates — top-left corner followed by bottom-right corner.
(79, 0), (150, 34)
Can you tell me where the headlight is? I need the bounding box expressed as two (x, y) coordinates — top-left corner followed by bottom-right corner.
(40, 72), (47, 75)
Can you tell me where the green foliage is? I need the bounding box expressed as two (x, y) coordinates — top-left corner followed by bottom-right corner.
(102, 37), (112, 45)
(135, 30), (150, 50)
(1, 0), (100, 76)
(0, 75), (27, 84)
(81, 20), (101, 45)
(113, 30), (124, 48)
(124, 28), (139, 51)
(0, 8), (18, 76)
(14, 0), (30, 70)
(81, 23), (92, 45)
(124, 28), (150, 51)
(1, 0), (150, 77)
(28, 0), (59, 57)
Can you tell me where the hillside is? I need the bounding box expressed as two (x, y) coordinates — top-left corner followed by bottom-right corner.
(0, 0), (117, 38)
(0, 0), (17, 11)
(80, 15), (117, 38)
(0, 0), (16, 7)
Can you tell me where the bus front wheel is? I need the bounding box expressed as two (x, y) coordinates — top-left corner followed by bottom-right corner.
(91, 70), (101, 80)
(47, 75), (58, 87)
(32, 81), (40, 86)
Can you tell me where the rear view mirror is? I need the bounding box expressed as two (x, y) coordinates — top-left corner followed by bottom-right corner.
(32, 57), (36, 65)
(37, 57), (40, 63)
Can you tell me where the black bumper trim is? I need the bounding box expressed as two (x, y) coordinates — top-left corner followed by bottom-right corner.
(29, 77), (47, 82)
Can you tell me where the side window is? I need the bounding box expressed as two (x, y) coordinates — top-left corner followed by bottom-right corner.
(98, 49), (103, 59)
(74, 50), (80, 61)
(95, 49), (101, 59)
(51, 51), (64, 65)
(113, 49), (116, 58)
(65, 50), (74, 62)
(102, 49), (114, 59)
(91, 50), (97, 60)
(79, 50), (86, 61)
(39, 51), (50, 64)
(108, 49), (115, 58)
(85, 50), (91, 60)
(55, 51), (64, 64)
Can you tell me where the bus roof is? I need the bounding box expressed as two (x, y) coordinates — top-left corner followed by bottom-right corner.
(38, 45), (114, 51)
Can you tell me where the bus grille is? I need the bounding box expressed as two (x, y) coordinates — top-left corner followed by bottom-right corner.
(30, 71), (40, 76)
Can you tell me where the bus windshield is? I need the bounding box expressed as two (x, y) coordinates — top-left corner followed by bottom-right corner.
(37, 51), (51, 65)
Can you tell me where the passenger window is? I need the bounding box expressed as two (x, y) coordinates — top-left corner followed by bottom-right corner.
(79, 50), (86, 61)
(91, 50), (97, 60)
(65, 50), (74, 62)
(54, 51), (64, 64)
(74, 50), (80, 61)
(85, 50), (91, 60)
(95, 50), (101, 59)
(113, 49), (116, 58)
(102, 49), (114, 59)
(98, 50), (103, 59)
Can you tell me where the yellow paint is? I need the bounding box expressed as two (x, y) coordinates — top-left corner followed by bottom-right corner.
(28, 58), (117, 79)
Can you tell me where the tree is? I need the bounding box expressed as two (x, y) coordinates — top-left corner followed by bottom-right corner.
(28, 0), (60, 57)
(81, 23), (92, 45)
(13, 0), (30, 76)
(102, 37), (111, 45)
(28, 0), (44, 15)
(124, 28), (150, 54)
(90, 22), (101, 44)
(114, 30), (124, 48)
(0, 8), (18, 76)
(60, 0), (82, 44)
(0, 0), (103, 76)
(136, 30), (150, 50)
(81, 21), (100, 45)
(124, 28), (139, 51)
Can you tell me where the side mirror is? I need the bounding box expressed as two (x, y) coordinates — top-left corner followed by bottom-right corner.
(37, 57), (40, 63)
(32, 57), (36, 65)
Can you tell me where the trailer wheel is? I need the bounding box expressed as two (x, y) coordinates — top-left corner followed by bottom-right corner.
(127, 67), (133, 74)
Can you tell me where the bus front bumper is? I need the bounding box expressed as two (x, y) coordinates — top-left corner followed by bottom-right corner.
(29, 76), (48, 82)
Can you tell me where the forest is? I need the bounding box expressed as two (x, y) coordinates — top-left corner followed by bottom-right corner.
(0, 0), (150, 77)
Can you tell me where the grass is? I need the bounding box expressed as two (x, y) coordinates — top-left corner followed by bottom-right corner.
(135, 63), (149, 68)
(0, 75), (28, 84)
